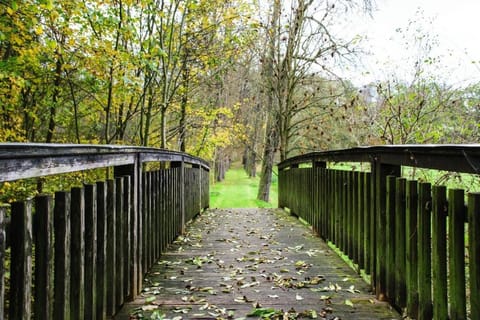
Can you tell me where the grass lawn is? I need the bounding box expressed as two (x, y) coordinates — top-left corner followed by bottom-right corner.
(209, 164), (278, 208)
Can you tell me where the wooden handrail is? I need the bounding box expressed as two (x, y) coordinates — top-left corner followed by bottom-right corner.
(278, 144), (480, 174)
(0, 143), (210, 319)
(0, 143), (209, 182)
(278, 144), (480, 319)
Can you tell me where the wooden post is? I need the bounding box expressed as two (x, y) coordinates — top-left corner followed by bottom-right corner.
(364, 172), (372, 274)
(10, 200), (33, 319)
(114, 161), (143, 300)
(122, 176), (131, 298)
(468, 193), (480, 319)
(115, 177), (125, 310)
(373, 161), (401, 300)
(417, 182), (433, 319)
(357, 172), (365, 270)
(432, 186), (447, 319)
(70, 187), (85, 320)
(0, 205), (6, 317)
(84, 184), (97, 320)
(172, 161), (185, 233)
(385, 176), (396, 303)
(96, 181), (107, 319)
(448, 189), (466, 319)
(34, 195), (55, 320)
(106, 179), (116, 316)
(394, 177), (406, 309)
(406, 180), (419, 319)
(54, 192), (71, 320)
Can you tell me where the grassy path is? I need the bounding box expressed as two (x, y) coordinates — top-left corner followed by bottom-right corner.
(209, 165), (278, 208)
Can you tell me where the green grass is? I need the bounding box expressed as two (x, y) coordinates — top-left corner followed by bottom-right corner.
(209, 165), (278, 208)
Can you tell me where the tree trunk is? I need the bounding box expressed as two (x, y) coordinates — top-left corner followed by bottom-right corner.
(257, 0), (280, 202)
(257, 115), (278, 201)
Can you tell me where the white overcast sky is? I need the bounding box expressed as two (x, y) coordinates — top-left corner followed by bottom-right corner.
(342, 0), (480, 86)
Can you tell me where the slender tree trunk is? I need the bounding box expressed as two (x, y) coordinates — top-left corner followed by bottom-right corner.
(46, 54), (63, 143)
(257, 114), (278, 201)
(257, 0), (280, 202)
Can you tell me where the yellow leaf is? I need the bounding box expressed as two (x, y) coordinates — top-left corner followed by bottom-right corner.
(34, 26), (43, 35)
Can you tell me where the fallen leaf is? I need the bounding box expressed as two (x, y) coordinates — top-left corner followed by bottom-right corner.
(345, 299), (354, 308)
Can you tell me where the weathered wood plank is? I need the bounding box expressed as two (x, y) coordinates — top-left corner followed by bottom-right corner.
(468, 193), (480, 319)
(10, 200), (33, 319)
(96, 181), (107, 319)
(70, 187), (85, 320)
(84, 184), (97, 320)
(432, 186), (447, 320)
(448, 189), (466, 320)
(394, 177), (406, 309)
(405, 180), (419, 319)
(117, 209), (400, 320)
(115, 177), (125, 309)
(417, 182), (432, 319)
(122, 176), (131, 299)
(106, 179), (117, 316)
(0, 205), (6, 317)
(385, 176), (396, 303)
(34, 195), (55, 320)
(374, 163), (401, 300)
(53, 191), (71, 320)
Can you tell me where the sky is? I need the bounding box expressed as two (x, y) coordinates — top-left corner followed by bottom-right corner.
(343, 0), (480, 86)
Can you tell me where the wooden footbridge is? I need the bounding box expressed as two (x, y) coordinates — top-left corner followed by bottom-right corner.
(0, 143), (479, 319)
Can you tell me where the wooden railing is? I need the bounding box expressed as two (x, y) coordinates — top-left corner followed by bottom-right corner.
(0, 143), (210, 319)
(278, 145), (480, 320)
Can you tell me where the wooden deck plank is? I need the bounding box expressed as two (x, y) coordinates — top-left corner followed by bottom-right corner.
(116, 209), (399, 320)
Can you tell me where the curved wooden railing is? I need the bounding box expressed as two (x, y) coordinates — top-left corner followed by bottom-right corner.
(0, 143), (210, 319)
(278, 144), (480, 319)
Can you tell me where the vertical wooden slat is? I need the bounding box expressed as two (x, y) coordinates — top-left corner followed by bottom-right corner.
(417, 182), (433, 319)
(84, 184), (97, 320)
(358, 172), (365, 270)
(10, 200), (33, 319)
(448, 189), (466, 320)
(348, 171), (355, 262)
(432, 185), (447, 319)
(394, 177), (406, 308)
(0, 205), (6, 317)
(146, 172), (152, 269)
(96, 181), (107, 319)
(406, 180), (419, 319)
(153, 171), (159, 260)
(34, 195), (55, 320)
(54, 192), (71, 320)
(115, 177), (125, 309)
(70, 187), (85, 320)
(106, 179), (117, 315)
(114, 163), (139, 299)
(123, 176), (131, 299)
(364, 172), (372, 274)
(468, 192), (480, 319)
(374, 163), (401, 298)
(142, 172), (147, 274)
(385, 176), (396, 303)
(369, 170), (376, 290)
